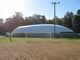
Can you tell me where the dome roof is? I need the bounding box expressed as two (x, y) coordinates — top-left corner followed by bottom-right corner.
(12, 24), (73, 35)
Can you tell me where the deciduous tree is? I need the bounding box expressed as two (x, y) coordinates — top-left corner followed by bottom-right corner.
(4, 12), (25, 32)
(63, 12), (74, 29)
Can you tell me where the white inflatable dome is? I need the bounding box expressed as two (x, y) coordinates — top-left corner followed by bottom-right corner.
(11, 24), (74, 37)
(12, 24), (73, 33)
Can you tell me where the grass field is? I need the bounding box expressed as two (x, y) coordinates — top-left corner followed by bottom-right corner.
(0, 37), (80, 60)
(0, 37), (80, 43)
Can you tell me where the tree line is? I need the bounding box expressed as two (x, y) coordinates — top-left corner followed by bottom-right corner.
(0, 9), (80, 35)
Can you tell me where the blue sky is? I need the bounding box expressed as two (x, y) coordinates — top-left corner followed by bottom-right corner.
(24, 0), (80, 19)
(0, 0), (80, 20)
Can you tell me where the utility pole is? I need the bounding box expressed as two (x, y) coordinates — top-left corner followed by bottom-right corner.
(51, 1), (60, 38)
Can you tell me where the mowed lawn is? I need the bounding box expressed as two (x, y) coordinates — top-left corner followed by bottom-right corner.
(0, 37), (80, 60)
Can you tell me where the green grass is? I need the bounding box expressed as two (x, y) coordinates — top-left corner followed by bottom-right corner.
(0, 37), (80, 43)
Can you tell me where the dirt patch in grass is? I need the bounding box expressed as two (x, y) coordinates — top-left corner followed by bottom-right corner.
(0, 42), (80, 60)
